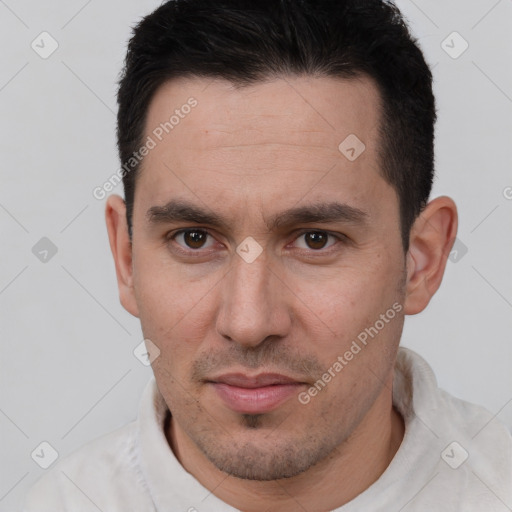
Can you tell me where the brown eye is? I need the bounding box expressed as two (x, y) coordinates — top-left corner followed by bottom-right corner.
(304, 232), (329, 250)
(184, 231), (207, 248)
(172, 229), (214, 250)
(292, 230), (340, 252)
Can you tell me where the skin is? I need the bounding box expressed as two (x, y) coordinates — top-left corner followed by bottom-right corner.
(106, 75), (457, 511)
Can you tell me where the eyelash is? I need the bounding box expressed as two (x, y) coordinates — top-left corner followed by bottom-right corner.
(165, 228), (347, 257)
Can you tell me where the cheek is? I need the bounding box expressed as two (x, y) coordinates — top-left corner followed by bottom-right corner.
(132, 248), (218, 355)
(290, 255), (401, 340)
(139, 286), (214, 409)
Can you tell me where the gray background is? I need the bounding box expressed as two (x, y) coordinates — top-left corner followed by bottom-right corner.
(1, 0), (511, 509)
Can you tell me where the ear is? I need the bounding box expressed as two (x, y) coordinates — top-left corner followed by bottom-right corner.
(404, 196), (458, 315)
(105, 194), (139, 318)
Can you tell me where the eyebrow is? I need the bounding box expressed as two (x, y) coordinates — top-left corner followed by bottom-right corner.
(146, 199), (369, 231)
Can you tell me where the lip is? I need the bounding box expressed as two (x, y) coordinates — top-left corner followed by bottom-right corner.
(207, 373), (306, 414)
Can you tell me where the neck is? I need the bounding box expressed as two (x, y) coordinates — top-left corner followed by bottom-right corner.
(168, 377), (405, 511)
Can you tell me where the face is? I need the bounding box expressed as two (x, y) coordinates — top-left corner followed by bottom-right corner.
(128, 75), (407, 480)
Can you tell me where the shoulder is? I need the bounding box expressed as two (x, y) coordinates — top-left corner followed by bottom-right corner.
(395, 347), (512, 507)
(436, 385), (512, 483)
(398, 347), (512, 446)
(23, 421), (154, 512)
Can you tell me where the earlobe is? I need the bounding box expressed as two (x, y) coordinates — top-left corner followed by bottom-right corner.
(403, 196), (458, 315)
(105, 195), (140, 318)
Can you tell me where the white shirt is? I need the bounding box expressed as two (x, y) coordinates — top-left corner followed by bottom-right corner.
(23, 347), (512, 511)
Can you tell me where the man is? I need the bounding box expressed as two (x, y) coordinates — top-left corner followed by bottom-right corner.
(24, 0), (512, 510)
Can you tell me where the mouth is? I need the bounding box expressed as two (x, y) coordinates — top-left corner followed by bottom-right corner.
(206, 373), (307, 414)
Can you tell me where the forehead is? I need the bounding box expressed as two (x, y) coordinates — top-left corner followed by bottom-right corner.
(145, 74), (381, 155)
(136, 75), (395, 232)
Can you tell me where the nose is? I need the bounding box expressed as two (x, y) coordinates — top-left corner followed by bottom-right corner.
(215, 249), (292, 348)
